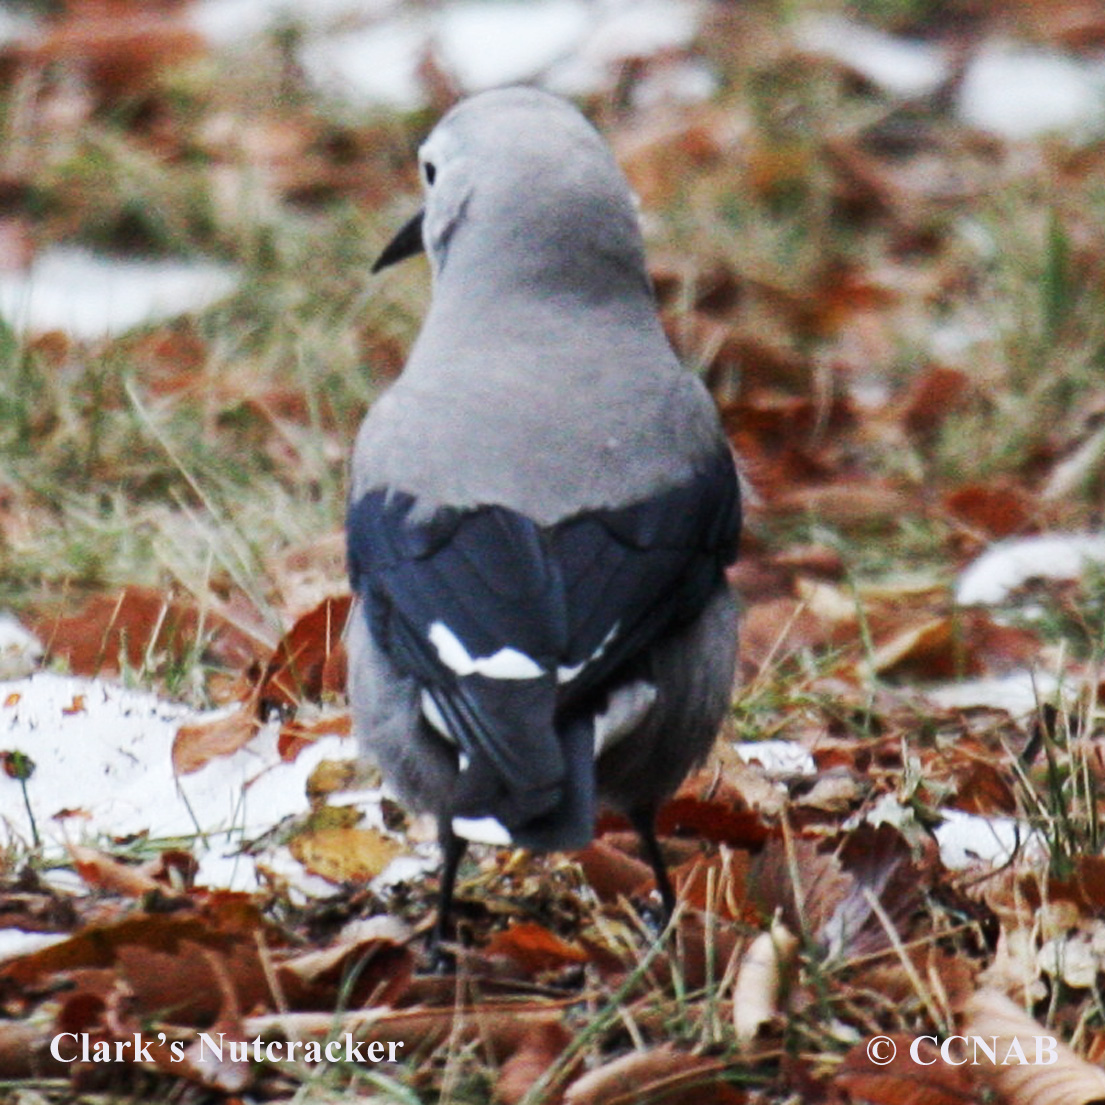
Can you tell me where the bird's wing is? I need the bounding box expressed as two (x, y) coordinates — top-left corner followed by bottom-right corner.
(346, 446), (740, 828)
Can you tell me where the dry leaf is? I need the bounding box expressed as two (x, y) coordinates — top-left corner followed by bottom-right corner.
(944, 482), (1033, 539)
(258, 595), (351, 712)
(497, 1019), (575, 1105)
(573, 839), (654, 902)
(733, 919), (798, 1043)
(564, 1043), (737, 1105)
(287, 826), (403, 884)
(770, 482), (912, 527)
(962, 988), (1105, 1105)
(67, 844), (162, 898)
(484, 922), (589, 974)
(834, 1034), (978, 1104)
(172, 706), (259, 776)
(31, 585), (258, 677)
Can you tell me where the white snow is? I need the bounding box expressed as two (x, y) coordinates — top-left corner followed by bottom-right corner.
(958, 43), (1105, 142)
(795, 14), (950, 99)
(735, 740), (816, 776)
(0, 248), (238, 339)
(922, 671), (1062, 717)
(956, 534), (1105, 606)
(189, 0), (400, 45)
(935, 808), (1040, 869)
(0, 615), (43, 681)
(0, 673), (357, 892)
(299, 0), (706, 109)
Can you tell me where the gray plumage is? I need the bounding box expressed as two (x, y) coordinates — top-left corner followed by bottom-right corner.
(347, 86), (740, 929)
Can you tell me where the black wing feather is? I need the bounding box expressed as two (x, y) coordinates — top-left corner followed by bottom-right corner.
(347, 447), (740, 830)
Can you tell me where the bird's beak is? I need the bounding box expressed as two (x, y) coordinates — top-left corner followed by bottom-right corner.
(372, 210), (426, 273)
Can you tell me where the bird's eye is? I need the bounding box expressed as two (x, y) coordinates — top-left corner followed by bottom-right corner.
(423, 161), (437, 186)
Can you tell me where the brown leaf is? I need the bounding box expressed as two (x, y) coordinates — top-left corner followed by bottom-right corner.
(278, 919), (413, 1009)
(67, 845), (162, 898)
(835, 1034), (978, 1103)
(770, 482), (912, 527)
(944, 482), (1033, 539)
(0, 896), (276, 1026)
(865, 617), (960, 680)
(657, 795), (771, 848)
(277, 709), (352, 762)
(898, 365), (972, 441)
(670, 851), (755, 923)
(573, 839), (654, 902)
(287, 826), (403, 884)
(484, 922), (590, 974)
(172, 706), (259, 776)
(738, 597), (837, 674)
(564, 1044), (740, 1105)
(30, 585), (258, 678)
(962, 989), (1105, 1105)
(258, 595), (351, 712)
(497, 1019), (574, 1105)
(22, 5), (205, 100)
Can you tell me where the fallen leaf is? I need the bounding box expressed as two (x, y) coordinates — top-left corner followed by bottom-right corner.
(484, 922), (589, 974)
(172, 706), (259, 776)
(733, 919), (799, 1043)
(497, 1019), (575, 1105)
(258, 595), (352, 712)
(962, 988), (1105, 1105)
(835, 1034), (978, 1103)
(770, 482), (913, 527)
(944, 482), (1033, 539)
(31, 585), (257, 678)
(564, 1043), (739, 1105)
(288, 825), (403, 884)
(67, 845), (162, 898)
(898, 365), (973, 440)
(573, 839), (654, 903)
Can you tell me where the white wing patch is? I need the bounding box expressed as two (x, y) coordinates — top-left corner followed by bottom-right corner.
(557, 621), (621, 685)
(594, 680), (657, 756)
(428, 621), (544, 679)
(420, 690), (453, 739)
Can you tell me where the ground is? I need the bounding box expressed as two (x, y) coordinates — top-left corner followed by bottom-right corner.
(1, 1), (1105, 1102)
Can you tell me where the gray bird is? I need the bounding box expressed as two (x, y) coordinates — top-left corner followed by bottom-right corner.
(347, 86), (740, 942)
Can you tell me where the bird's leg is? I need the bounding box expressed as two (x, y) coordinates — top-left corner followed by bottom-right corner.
(629, 807), (677, 924)
(429, 817), (468, 965)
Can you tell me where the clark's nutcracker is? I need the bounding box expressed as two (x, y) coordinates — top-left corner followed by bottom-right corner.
(347, 87), (740, 939)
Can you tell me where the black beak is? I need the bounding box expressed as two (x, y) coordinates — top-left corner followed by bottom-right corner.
(372, 210), (426, 273)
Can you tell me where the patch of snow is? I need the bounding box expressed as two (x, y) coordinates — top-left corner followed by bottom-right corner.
(301, 0), (589, 107)
(923, 671), (1061, 716)
(0, 673), (362, 893)
(956, 533), (1105, 605)
(0, 614), (42, 681)
(0, 9), (34, 46)
(794, 14), (949, 99)
(300, 0), (706, 109)
(189, 0), (399, 45)
(935, 808), (1040, 869)
(0, 248), (239, 340)
(0, 929), (68, 964)
(735, 740), (816, 776)
(548, 0), (704, 97)
(958, 43), (1105, 142)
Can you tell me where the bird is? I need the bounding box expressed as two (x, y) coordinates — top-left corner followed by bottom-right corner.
(346, 86), (740, 945)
